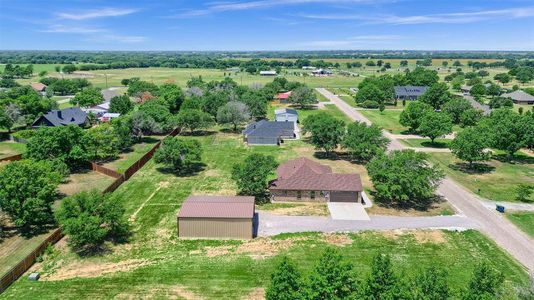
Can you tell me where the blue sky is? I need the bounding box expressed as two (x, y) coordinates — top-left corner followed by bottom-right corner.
(0, 0), (533, 51)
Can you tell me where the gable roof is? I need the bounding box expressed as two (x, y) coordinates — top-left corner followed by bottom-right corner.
(32, 107), (87, 127)
(501, 90), (534, 102)
(270, 157), (362, 192)
(275, 91), (292, 99)
(178, 195), (255, 219)
(394, 86), (428, 97)
(274, 108), (298, 116)
(30, 83), (47, 92)
(243, 120), (294, 138)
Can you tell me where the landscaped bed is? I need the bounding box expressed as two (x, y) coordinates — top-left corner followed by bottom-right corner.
(427, 152), (534, 203)
(506, 212), (534, 237)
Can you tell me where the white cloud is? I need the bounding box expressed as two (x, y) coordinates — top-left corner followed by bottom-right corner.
(300, 35), (406, 48)
(173, 0), (391, 18)
(91, 34), (147, 43)
(40, 25), (104, 34)
(298, 7), (534, 24)
(57, 8), (138, 20)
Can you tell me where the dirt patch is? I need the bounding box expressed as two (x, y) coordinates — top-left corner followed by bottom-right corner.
(158, 181), (170, 189)
(58, 171), (115, 196)
(412, 230), (446, 244)
(44, 259), (152, 281)
(236, 237), (307, 259)
(323, 233), (353, 246)
(261, 202), (329, 216)
(203, 169), (221, 177)
(242, 288), (265, 300)
(115, 284), (203, 300)
(205, 245), (233, 257)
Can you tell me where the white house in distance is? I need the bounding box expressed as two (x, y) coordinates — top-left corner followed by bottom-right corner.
(275, 108), (298, 123)
(311, 69), (333, 76)
(260, 70), (277, 76)
(83, 89), (120, 116)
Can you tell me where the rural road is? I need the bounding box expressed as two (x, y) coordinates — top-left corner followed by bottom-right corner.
(257, 211), (477, 236)
(315, 87), (534, 273)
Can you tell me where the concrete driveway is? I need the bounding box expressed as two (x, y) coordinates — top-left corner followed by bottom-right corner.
(327, 202), (370, 220)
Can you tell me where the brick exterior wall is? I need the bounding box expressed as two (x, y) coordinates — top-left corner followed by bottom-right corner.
(271, 190), (328, 202)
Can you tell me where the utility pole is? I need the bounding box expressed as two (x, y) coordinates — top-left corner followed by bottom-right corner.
(105, 74), (108, 88)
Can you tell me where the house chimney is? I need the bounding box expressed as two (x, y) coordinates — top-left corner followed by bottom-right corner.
(57, 110), (62, 119)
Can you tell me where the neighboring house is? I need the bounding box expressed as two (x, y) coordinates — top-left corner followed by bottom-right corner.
(32, 107), (88, 127)
(394, 86), (428, 100)
(465, 97), (491, 116)
(98, 112), (120, 122)
(260, 70), (277, 76)
(243, 120), (296, 145)
(302, 66), (316, 70)
(269, 157), (363, 203)
(312, 69), (333, 76)
(84, 101), (110, 116)
(275, 108), (298, 123)
(274, 91), (292, 103)
(461, 83), (491, 95)
(30, 83), (47, 95)
(177, 195), (255, 239)
(501, 90), (534, 105)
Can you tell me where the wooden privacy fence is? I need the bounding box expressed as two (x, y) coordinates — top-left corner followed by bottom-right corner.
(0, 229), (63, 293)
(0, 128), (181, 293)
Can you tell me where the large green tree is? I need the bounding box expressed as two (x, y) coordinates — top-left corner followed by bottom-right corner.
(85, 123), (120, 161)
(482, 109), (527, 158)
(450, 127), (491, 167)
(174, 109), (214, 134)
(159, 83), (185, 113)
(305, 248), (357, 300)
(418, 112), (453, 143)
(343, 122), (388, 161)
(289, 86), (317, 108)
(303, 112), (345, 155)
(108, 95), (133, 115)
(26, 125), (90, 170)
(410, 267), (449, 300)
(399, 101), (433, 132)
(419, 83), (452, 110)
(56, 190), (129, 254)
(216, 101), (251, 131)
(367, 150), (444, 206)
(154, 137), (203, 173)
(359, 254), (402, 299)
(70, 87), (104, 107)
(266, 257), (302, 300)
(462, 263), (504, 300)
(0, 159), (61, 229)
(231, 153), (278, 201)
(442, 97), (472, 124)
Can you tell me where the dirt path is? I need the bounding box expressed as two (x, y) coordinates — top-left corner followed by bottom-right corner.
(316, 87), (534, 273)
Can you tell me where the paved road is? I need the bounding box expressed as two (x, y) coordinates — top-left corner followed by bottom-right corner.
(315, 88), (534, 273)
(258, 211), (477, 236)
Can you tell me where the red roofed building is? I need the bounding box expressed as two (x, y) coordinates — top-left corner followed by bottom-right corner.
(274, 91), (292, 103)
(269, 157), (363, 203)
(30, 82), (47, 92)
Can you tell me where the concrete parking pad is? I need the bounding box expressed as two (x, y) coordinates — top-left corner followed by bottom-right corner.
(328, 202), (370, 221)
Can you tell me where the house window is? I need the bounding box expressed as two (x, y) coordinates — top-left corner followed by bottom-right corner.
(310, 191), (316, 200)
(283, 190), (288, 196)
(297, 191), (301, 199)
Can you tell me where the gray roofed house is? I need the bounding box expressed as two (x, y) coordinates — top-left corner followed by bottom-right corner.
(394, 86), (428, 100)
(466, 97), (491, 116)
(275, 108), (298, 123)
(501, 90), (534, 105)
(243, 120), (296, 145)
(32, 107), (88, 127)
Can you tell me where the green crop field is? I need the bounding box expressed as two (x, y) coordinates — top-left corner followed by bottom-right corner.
(506, 212), (534, 237)
(3, 132), (530, 299)
(427, 152), (534, 203)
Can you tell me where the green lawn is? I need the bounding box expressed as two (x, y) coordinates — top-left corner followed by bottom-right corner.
(400, 138), (452, 149)
(101, 136), (164, 173)
(506, 212), (534, 237)
(427, 152), (534, 202)
(0, 141), (26, 159)
(3, 132), (532, 298)
(358, 109), (408, 134)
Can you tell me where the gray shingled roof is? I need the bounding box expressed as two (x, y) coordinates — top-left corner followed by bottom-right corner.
(501, 90), (534, 102)
(466, 97), (491, 116)
(275, 108), (298, 116)
(243, 120), (294, 138)
(394, 86), (428, 97)
(33, 107), (87, 127)
(101, 89), (120, 102)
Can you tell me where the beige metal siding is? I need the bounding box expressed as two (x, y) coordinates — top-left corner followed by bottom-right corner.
(178, 217), (253, 239)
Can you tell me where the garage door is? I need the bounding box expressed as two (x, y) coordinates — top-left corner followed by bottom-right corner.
(330, 191), (357, 202)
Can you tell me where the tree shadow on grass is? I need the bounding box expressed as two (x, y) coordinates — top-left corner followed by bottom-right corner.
(449, 162), (495, 175)
(156, 162), (206, 177)
(371, 192), (446, 212)
(219, 128), (243, 134)
(492, 153), (534, 165)
(421, 141), (449, 149)
(178, 130), (218, 137)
